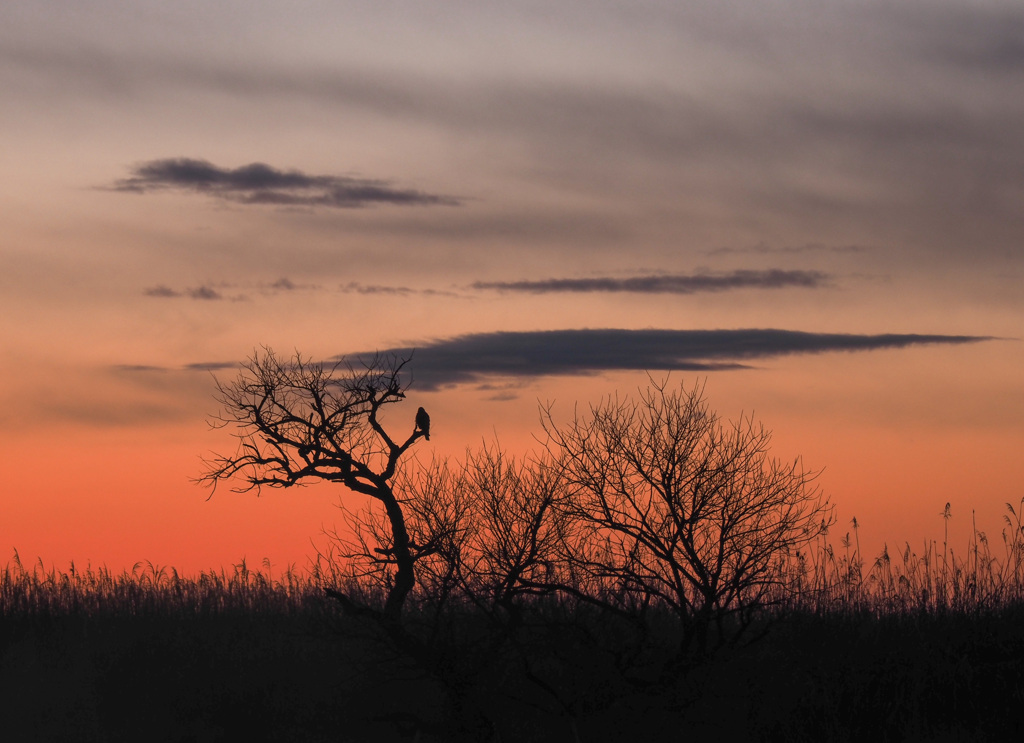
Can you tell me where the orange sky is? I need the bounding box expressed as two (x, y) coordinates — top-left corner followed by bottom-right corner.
(2, 1), (1022, 575)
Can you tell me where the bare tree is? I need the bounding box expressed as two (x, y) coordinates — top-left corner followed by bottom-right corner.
(542, 378), (834, 663)
(342, 444), (572, 625)
(333, 454), (476, 624)
(199, 348), (428, 621)
(451, 445), (569, 618)
(268, 372), (832, 731)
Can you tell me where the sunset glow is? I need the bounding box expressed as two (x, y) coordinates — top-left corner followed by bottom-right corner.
(3, 1), (1022, 575)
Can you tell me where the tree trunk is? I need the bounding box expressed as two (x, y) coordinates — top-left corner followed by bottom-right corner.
(380, 485), (415, 621)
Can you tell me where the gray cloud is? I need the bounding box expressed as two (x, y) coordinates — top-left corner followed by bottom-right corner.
(113, 361), (238, 373)
(184, 361), (239, 372)
(187, 286), (223, 300)
(471, 269), (830, 295)
(8, 3), (1023, 268)
(267, 277), (303, 291)
(340, 282), (416, 296)
(146, 279), (318, 299)
(112, 328), (994, 397)
(10, 2), (1023, 264)
(113, 158), (459, 209)
(142, 285), (180, 298)
(922, 7), (1024, 74)
(187, 270), (828, 299)
(339, 282), (462, 298)
(347, 329), (994, 391)
(706, 243), (871, 257)
(144, 284), (224, 300)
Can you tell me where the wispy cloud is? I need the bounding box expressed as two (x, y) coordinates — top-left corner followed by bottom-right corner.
(340, 282), (417, 296)
(347, 329), (994, 391)
(145, 278), (320, 300)
(142, 285), (181, 298)
(339, 282), (462, 298)
(112, 158), (459, 208)
(706, 243), (870, 257)
(112, 364), (167, 373)
(113, 361), (239, 373)
(143, 284), (225, 300)
(266, 278), (304, 291)
(925, 9), (1024, 74)
(471, 269), (829, 295)
(187, 286), (223, 300)
(184, 361), (239, 372)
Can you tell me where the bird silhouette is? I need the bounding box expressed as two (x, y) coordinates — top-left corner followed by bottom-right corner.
(415, 407), (430, 440)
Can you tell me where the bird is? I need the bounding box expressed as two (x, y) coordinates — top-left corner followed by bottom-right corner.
(415, 407), (430, 440)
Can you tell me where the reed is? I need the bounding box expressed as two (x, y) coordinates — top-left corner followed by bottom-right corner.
(780, 497), (1024, 617)
(3, 502), (1022, 741)
(0, 553), (320, 620)
(5, 499), (1022, 623)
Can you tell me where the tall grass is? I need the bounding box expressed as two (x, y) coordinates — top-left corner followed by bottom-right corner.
(3, 502), (1023, 741)
(3, 498), (1023, 622)
(782, 497), (1024, 616)
(0, 553), (320, 619)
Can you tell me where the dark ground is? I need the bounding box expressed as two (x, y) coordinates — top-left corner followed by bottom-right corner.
(2, 605), (1023, 742)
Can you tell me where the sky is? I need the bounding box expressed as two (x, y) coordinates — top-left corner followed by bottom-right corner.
(2, 1), (1022, 574)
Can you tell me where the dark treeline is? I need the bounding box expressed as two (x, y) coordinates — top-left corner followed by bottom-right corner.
(4, 350), (1022, 740)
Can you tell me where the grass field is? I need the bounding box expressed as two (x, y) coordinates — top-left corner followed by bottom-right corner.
(3, 505), (1023, 741)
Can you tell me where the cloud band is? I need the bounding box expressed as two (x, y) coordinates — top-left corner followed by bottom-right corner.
(471, 270), (829, 294)
(113, 158), (458, 208)
(346, 328), (993, 390)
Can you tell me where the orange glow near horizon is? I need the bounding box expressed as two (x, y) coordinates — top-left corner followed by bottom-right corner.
(4, 350), (1021, 576)
(2, 3), (1022, 582)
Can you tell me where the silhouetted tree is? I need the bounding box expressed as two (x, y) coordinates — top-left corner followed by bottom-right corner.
(541, 379), (834, 666)
(406, 445), (569, 618)
(199, 348), (427, 621)
(339, 379), (832, 669)
(203, 360), (835, 734)
(339, 445), (594, 735)
(338, 444), (574, 636)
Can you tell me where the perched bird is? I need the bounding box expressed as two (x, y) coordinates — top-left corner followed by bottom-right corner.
(415, 406), (431, 440)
